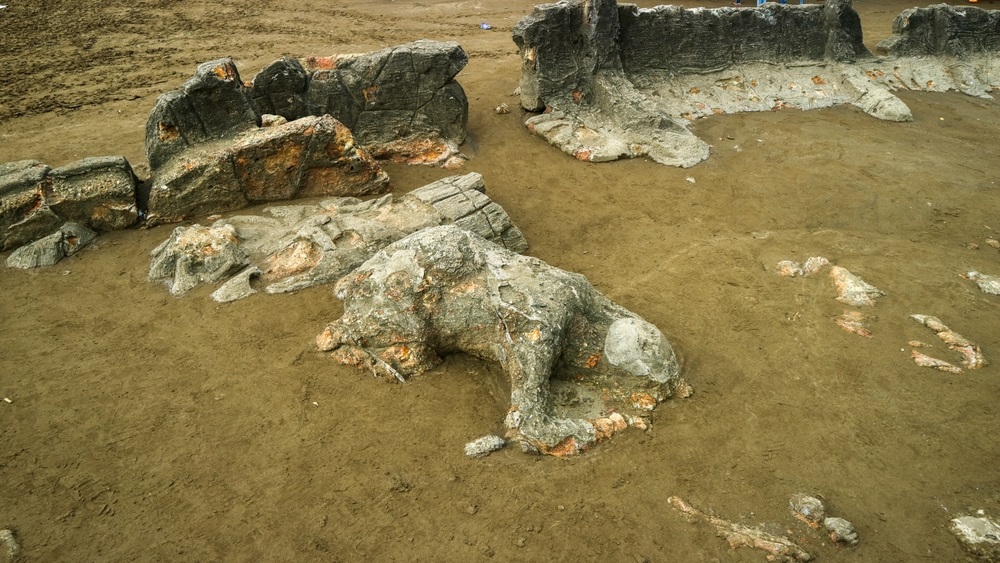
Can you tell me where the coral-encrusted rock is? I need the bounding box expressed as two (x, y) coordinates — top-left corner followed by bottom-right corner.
(145, 114), (390, 224)
(148, 223), (249, 296)
(149, 173), (526, 300)
(46, 156), (138, 231)
(317, 225), (684, 456)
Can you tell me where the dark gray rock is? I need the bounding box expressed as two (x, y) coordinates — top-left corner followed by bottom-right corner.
(513, 0), (1000, 167)
(876, 5), (1000, 58)
(47, 156), (138, 231)
(266, 40), (470, 164)
(145, 114), (390, 225)
(317, 224), (685, 456)
(145, 58), (259, 171)
(6, 222), (97, 269)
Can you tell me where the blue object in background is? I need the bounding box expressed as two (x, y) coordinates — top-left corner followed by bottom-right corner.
(480, 22), (492, 30)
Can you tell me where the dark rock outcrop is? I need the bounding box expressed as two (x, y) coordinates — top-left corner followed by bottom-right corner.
(876, 4), (1000, 57)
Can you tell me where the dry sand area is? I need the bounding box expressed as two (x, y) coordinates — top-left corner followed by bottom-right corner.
(2, 0), (999, 560)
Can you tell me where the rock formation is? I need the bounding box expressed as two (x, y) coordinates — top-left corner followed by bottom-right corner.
(149, 173), (526, 300)
(514, 0), (1000, 167)
(317, 224), (685, 456)
(0, 157), (138, 251)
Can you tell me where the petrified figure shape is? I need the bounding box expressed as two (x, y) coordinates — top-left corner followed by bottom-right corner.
(514, 0), (1000, 167)
(149, 173), (526, 300)
(830, 266), (885, 307)
(145, 114), (390, 225)
(317, 225), (684, 456)
(0, 157), (138, 251)
(669, 496), (813, 562)
(910, 314), (987, 372)
(6, 222), (97, 269)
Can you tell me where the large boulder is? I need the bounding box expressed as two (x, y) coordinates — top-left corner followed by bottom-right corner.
(876, 5), (1000, 58)
(145, 114), (390, 225)
(148, 173), (526, 300)
(317, 224), (687, 456)
(253, 40), (469, 165)
(0, 157), (138, 251)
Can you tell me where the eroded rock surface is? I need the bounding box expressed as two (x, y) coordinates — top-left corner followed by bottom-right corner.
(149, 173), (526, 299)
(145, 114), (390, 224)
(514, 0), (1000, 167)
(317, 224), (685, 456)
(254, 40), (470, 166)
(6, 222), (97, 269)
(0, 157), (138, 251)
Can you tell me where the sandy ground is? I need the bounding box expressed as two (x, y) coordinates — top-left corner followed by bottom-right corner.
(2, 0), (999, 560)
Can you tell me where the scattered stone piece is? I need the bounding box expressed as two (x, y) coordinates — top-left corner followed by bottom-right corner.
(148, 224), (249, 296)
(950, 514), (1000, 562)
(987, 238), (1000, 250)
(464, 435), (507, 458)
(6, 222), (97, 269)
(789, 494), (826, 528)
(830, 266), (885, 307)
(965, 271), (1000, 295)
(0, 528), (18, 561)
(668, 496), (813, 562)
(834, 310), (873, 338)
(824, 517), (859, 546)
(319, 225), (684, 455)
(776, 257), (830, 277)
(911, 314), (987, 370)
(211, 265), (262, 303)
(911, 350), (963, 374)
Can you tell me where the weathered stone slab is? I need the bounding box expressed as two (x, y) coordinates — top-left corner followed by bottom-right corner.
(145, 115), (390, 224)
(514, 0), (1000, 167)
(1, 157), (139, 251)
(47, 156), (138, 231)
(317, 224), (687, 456)
(6, 222), (97, 269)
(148, 173), (526, 300)
(951, 514), (1000, 562)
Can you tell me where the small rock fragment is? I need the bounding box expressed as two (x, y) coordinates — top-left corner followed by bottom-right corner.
(775, 257), (830, 277)
(211, 265), (262, 303)
(834, 310), (873, 338)
(965, 271), (1000, 295)
(824, 517), (859, 546)
(0, 529), (19, 560)
(830, 266), (885, 307)
(950, 514), (1000, 561)
(911, 350), (963, 374)
(789, 494), (826, 528)
(464, 435), (507, 458)
(5, 222), (97, 269)
(911, 314), (986, 370)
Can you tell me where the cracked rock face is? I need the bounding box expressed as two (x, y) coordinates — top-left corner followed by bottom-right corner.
(149, 173), (526, 300)
(317, 224), (684, 456)
(513, 0), (1000, 167)
(145, 114), (390, 225)
(0, 157), (138, 251)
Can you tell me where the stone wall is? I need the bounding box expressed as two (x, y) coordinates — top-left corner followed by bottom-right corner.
(876, 4), (1000, 57)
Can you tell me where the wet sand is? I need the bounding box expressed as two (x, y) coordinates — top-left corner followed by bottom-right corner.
(1, 0), (999, 560)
